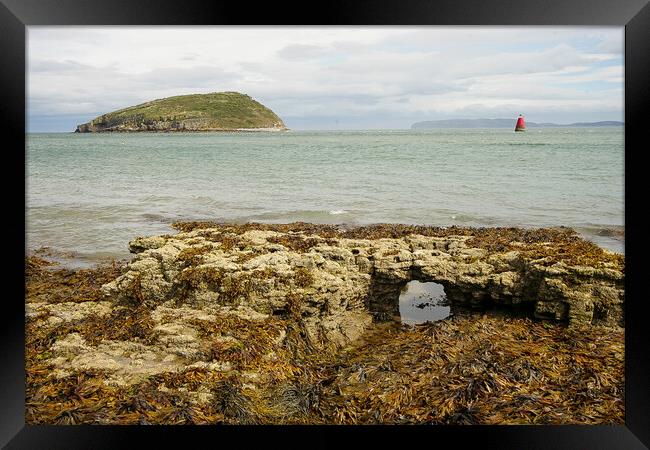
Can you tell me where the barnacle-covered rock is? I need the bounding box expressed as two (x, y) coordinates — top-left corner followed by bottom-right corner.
(103, 223), (625, 337)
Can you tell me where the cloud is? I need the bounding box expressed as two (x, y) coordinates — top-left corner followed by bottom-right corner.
(277, 44), (332, 60)
(29, 59), (95, 73)
(27, 26), (624, 130)
(28, 63), (240, 118)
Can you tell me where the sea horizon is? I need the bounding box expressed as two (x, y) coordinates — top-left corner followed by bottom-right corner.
(26, 123), (625, 134)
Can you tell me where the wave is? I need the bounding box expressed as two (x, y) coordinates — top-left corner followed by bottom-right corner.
(574, 224), (625, 239)
(228, 209), (361, 224)
(504, 142), (554, 146)
(571, 224), (624, 254)
(141, 213), (178, 223)
(138, 195), (180, 203)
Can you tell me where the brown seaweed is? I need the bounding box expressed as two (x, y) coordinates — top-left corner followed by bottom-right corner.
(25, 229), (624, 425)
(170, 222), (622, 269)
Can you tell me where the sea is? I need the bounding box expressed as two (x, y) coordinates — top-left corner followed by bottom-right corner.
(26, 128), (625, 268)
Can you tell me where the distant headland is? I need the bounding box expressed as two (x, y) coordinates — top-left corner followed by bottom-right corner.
(74, 92), (287, 133)
(411, 119), (624, 129)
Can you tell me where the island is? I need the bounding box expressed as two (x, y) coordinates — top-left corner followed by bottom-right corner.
(74, 92), (287, 132)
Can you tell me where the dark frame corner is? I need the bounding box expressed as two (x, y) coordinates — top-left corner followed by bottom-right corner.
(2, 0), (649, 448)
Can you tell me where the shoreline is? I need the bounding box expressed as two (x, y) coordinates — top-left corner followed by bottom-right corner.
(26, 221), (625, 271)
(26, 222), (624, 424)
(73, 127), (289, 134)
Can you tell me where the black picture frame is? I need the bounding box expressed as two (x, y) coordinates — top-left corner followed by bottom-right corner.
(3, 0), (649, 448)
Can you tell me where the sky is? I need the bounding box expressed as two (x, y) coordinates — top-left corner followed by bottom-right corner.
(27, 26), (624, 132)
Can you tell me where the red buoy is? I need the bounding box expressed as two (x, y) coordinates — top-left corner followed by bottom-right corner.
(515, 114), (526, 132)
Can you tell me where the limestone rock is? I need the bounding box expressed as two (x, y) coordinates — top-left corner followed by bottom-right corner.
(102, 225), (625, 344)
(28, 223), (625, 392)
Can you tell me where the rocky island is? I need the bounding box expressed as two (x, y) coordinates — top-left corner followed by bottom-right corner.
(74, 92), (287, 133)
(26, 223), (624, 425)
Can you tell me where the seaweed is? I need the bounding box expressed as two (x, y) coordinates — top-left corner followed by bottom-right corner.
(314, 314), (624, 425)
(209, 378), (258, 424)
(267, 234), (322, 253)
(156, 394), (210, 425)
(80, 306), (158, 345)
(293, 267), (314, 288)
(273, 381), (321, 418)
(25, 228), (624, 425)
(169, 222), (622, 269)
(174, 265), (310, 306)
(26, 308), (624, 424)
(176, 245), (213, 267)
(189, 315), (289, 372)
(26, 256), (124, 304)
(281, 294), (317, 360)
(120, 272), (146, 307)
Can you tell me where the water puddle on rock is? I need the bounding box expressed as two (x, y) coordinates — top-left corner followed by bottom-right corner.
(398, 281), (451, 325)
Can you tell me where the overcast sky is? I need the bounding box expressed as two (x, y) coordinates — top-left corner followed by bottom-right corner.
(27, 26), (623, 132)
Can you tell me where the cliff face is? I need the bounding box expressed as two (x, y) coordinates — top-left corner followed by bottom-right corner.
(74, 92), (287, 132)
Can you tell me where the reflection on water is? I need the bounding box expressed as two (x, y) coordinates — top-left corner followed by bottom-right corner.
(398, 281), (451, 325)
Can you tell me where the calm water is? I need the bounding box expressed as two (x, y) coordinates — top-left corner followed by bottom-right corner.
(399, 281), (451, 325)
(26, 128), (624, 267)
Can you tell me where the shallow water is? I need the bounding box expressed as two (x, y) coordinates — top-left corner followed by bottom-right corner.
(26, 128), (624, 265)
(398, 281), (451, 325)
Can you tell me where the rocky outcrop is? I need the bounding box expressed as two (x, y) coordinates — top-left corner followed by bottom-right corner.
(25, 224), (625, 423)
(75, 119), (286, 133)
(102, 224), (624, 351)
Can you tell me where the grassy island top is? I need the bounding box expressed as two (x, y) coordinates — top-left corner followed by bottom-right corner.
(77, 91), (286, 131)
